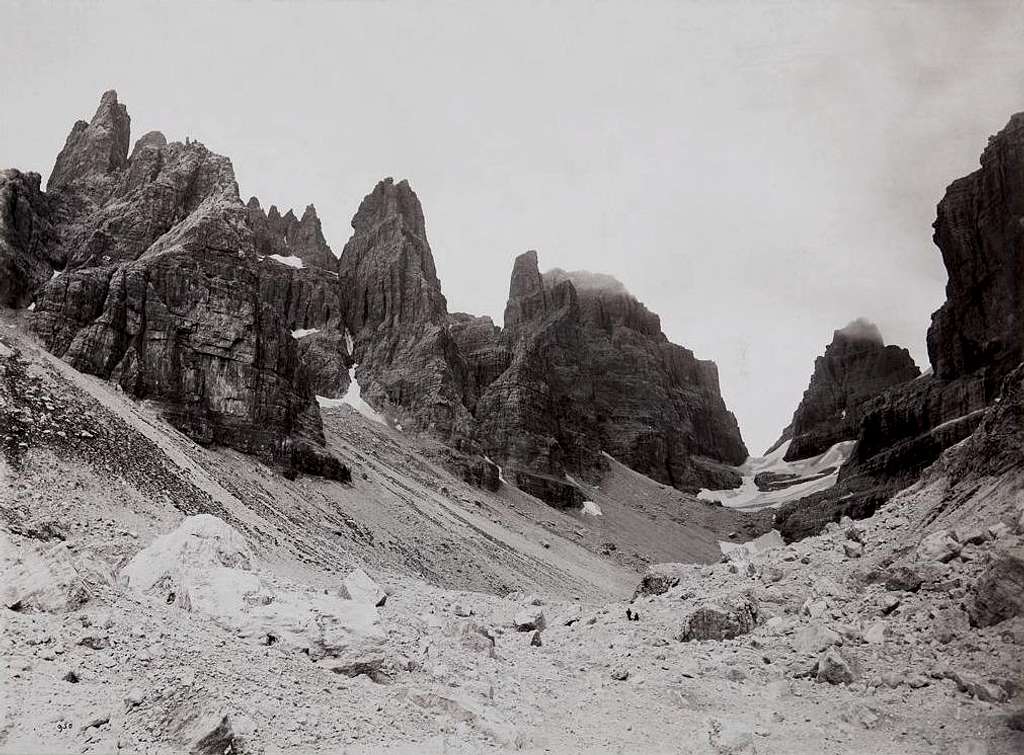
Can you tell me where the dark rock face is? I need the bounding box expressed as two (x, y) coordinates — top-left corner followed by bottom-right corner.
(968, 547), (1024, 628)
(945, 364), (1024, 485)
(776, 113), (1024, 541)
(774, 319), (919, 462)
(447, 313), (512, 404)
(928, 113), (1024, 383)
(246, 198), (338, 271)
(474, 255), (602, 506)
(472, 253), (746, 504)
(258, 261), (351, 398)
(48, 90), (130, 200)
(13, 91), (348, 481)
(339, 178), (447, 331)
(6, 93), (749, 504)
(545, 267), (747, 488)
(337, 178), (474, 439)
(0, 170), (59, 308)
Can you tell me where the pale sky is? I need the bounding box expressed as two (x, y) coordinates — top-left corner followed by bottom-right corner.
(3, 1), (1022, 454)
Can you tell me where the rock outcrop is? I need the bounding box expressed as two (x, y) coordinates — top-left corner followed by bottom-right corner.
(337, 178), (474, 439)
(473, 252), (603, 505)
(246, 198), (338, 271)
(927, 112), (1024, 383)
(775, 113), (1024, 540)
(471, 253), (746, 504)
(546, 267), (747, 488)
(6, 91), (349, 480)
(47, 89), (131, 204)
(4, 92), (749, 506)
(771, 319), (919, 461)
(0, 169), (59, 308)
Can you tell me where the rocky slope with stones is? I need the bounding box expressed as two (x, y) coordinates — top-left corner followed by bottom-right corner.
(1, 312), (1021, 753)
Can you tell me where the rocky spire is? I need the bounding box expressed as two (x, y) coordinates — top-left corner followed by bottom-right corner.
(245, 199), (337, 271)
(502, 250), (550, 338)
(772, 318), (920, 461)
(289, 204), (336, 271)
(48, 90), (131, 195)
(338, 177), (447, 332)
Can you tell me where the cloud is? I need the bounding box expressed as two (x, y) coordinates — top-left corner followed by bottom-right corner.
(836, 317), (884, 345)
(544, 268), (629, 296)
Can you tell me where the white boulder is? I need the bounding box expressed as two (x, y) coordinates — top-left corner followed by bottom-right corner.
(122, 515), (385, 662)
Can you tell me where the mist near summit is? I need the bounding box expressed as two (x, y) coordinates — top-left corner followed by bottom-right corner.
(2, 0), (1021, 453)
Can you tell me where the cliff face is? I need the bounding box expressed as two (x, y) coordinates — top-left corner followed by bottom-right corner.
(544, 267), (747, 488)
(2, 91), (750, 507)
(7, 91), (349, 481)
(0, 170), (59, 308)
(854, 112), (1024, 479)
(336, 178), (475, 440)
(772, 319), (920, 462)
(928, 113), (1024, 383)
(246, 199), (338, 272)
(776, 112), (1024, 541)
(469, 253), (747, 505)
(473, 253), (603, 506)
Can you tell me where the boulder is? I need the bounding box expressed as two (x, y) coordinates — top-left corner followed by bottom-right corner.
(676, 597), (759, 641)
(0, 534), (92, 613)
(342, 568), (387, 608)
(180, 711), (255, 755)
(885, 565), (923, 593)
(968, 547), (1024, 627)
(721, 530), (785, 562)
(791, 622), (842, 654)
(512, 607), (546, 632)
(815, 647), (858, 685)
(916, 530), (961, 563)
(633, 563), (689, 598)
(122, 516), (385, 662)
(862, 620), (888, 645)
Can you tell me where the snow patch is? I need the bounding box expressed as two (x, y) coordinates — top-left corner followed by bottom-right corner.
(581, 501), (602, 516)
(290, 328), (319, 339)
(697, 439), (855, 511)
(269, 254), (304, 269)
(317, 363), (385, 425)
(484, 456), (509, 486)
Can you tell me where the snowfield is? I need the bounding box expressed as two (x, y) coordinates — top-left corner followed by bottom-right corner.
(697, 439), (856, 511)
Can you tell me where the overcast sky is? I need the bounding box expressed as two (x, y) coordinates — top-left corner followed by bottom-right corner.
(3, 1), (1022, 454)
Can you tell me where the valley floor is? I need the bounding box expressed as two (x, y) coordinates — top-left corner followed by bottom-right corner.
(1, 315), (1022, 753)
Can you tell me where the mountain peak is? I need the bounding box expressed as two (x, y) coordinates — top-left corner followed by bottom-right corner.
(48, 90), (131, 194)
